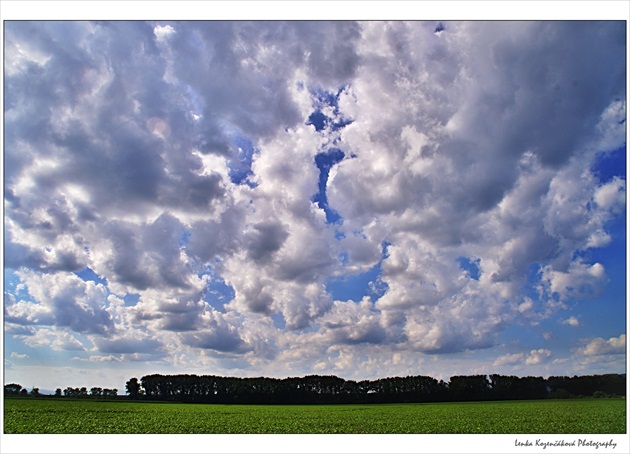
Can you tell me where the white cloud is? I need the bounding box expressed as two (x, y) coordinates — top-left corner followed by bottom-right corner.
(153, 24), (176, 42)
(72, 355), (123, 363)
(525, 349), (552, 365)
(493, 353), (525, 367)
(493, 349), (553, 368)
(517, 298), (534, 314)
(319, 297), (387, 345)
(562, 316), (580, 327)
(579, 334), (626, 356)
(20, 328), (87, 352)
(10, 352), (29, 360)
(594, 177), (626, 212)
(10, 270), (113, 335)
(540, 260), (608, 304)
(594, 99), (626, 153)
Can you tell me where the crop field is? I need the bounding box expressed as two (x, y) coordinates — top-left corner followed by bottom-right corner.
(3, 397), (626, 434)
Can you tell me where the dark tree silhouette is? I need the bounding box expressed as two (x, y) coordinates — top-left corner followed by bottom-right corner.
(9, 372), (625, 404)
(126, 377), (141, 399)
(4, 383), (22, 395)
(130, 373), (626, 404)
(448, 375), (491, 401)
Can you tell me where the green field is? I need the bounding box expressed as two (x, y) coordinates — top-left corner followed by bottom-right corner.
(3, 397), (626, 434)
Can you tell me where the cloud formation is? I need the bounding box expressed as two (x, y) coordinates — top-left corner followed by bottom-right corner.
(3, 20), (626, 386)
(579, 334), (626, 356)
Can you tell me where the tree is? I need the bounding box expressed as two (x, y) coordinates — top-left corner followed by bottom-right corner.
(448, 375), (491, 401)
(126, 377), (141, 399)
(102, 388), (118, 399)
(90, 387), (103, 398)
(548, 388), (570, 399)
(30, 387), (40, 397)
(4, 383), (22, 395)
(55, 388), (62, 397)
(515, 376), (547, 400)
(63, 387), (75, 398)
(489, 375), (518, 400)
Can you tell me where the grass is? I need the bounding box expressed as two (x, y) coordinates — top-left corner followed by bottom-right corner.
(3, 397), (626, 434)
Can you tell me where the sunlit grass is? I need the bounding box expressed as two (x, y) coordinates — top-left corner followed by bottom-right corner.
(4, 397), (626, 434)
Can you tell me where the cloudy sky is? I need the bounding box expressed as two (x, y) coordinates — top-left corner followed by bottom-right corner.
(3, 19), (627, 392)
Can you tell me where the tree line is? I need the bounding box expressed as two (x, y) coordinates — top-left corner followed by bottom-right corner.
(4, 384), (118, 399)
(125, 373), (625, 404)
(5, 373), (625, 404)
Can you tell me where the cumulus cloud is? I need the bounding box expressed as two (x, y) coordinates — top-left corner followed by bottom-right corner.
(494, 353), (525, 367)
(540, 260), (608, 305)
(494, 349), (555, 368)
(594, 177), (626, 212)
(525, 349), (553, 365)
(6, 270), (113, 335)
(319, 297), (388, 345)
(579, 334), (626, 356)
(3, 20), (626, 383)
(326, 20), (625, 354)
(562, 316), (580, 327)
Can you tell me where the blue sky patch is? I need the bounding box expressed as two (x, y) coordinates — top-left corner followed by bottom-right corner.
(227, 134), (258, 186)
(75, 267), (107, 286)
(457, 256), (481, 281)
(592, 145), (626, 183)
(313, 148), (345, 224)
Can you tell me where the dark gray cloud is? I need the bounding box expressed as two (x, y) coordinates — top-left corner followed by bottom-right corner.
(181, 310), (248, 353)
(483, 21), (625, 167)
(245, 221), (289, 264)
(94, 213), (204, 294)
(92, 335), (165, 356)
(182, 330), (247, 353)
(187, 209), (245, 262)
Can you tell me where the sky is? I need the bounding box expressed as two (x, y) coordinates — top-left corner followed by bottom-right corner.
(2, 19), (627, 394)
